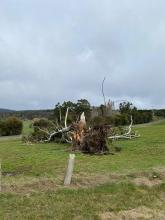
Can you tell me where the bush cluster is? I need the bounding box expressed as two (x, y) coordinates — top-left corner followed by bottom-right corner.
(154, 109), (165, 118)
(91, 110), (153, 127)
(132, 110), (153, 124)
(91, 114), (128, 127)
(0, 117), (23, 136)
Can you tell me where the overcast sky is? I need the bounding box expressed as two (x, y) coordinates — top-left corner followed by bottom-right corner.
(0, 0), (165, 110)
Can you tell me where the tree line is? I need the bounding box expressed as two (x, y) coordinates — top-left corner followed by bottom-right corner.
(0, 100), (161, 137)
(53, 100), (153, 126)
(91, 102), (153, 126)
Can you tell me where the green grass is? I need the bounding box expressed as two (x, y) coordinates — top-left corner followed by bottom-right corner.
(0, 183), (165, 219)
(0, 121), (165, 219)
(22, 120), (33, 135)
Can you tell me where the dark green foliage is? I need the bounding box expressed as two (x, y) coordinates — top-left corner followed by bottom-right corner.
(54, 99), (91, 123)
(91, 114), (129, 127)
(154, 109), (165, 118)
(92, 102), (153, 127)
(92, 111), (152, 126)
(99, 104), (107, 117)
(25, 118), (55, 142)
(90, 116), (106, 126)
(132, 110), (153, 124)
(119, 101), (134, 115)
(33, 118), (53, 130)
(54, 101), (77, 124)
(0, 109), (54, 120)
(119, 102), (153, 125)
(111, 114), (129, 126)
(25, 130), (48, 143)
(0, 117), (23, 136)
(75, 99), (91, 120)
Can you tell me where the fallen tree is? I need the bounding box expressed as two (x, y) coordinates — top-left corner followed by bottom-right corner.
(24, 108), (72, 144)
(23, 78), (140, 153)
(23, 108), (139, 155)
(108, 116), (140, 140)
(24, 110), (111, 154)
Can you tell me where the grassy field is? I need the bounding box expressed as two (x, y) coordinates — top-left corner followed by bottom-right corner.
(0, 121), (165, 219)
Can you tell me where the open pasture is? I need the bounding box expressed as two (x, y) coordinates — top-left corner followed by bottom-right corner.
(0, 121), (165, 219)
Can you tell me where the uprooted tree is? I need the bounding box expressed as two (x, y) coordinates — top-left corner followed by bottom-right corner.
(23, 78), (140, 154)
(23, 107), (139, 154)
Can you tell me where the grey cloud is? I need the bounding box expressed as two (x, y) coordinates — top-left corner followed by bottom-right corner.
(0, 0), (165, 109)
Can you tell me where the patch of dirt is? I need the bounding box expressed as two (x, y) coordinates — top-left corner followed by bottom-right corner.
(72, 169), (165, 188)
(132, 177), (162, 187)
(152, 167), (165, 179)
(72, 173), (124, 188)
(2, 168), (165, 194)
(2, 176), (63, 194)
(100, 206), (165, 220)
(126, 168), (165, 187)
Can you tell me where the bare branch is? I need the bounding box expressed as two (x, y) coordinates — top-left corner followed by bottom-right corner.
(102, 77), (107, 106)
(65, 107), (69, 128)
(44, 126), (71, 142)
(125, 115), (133, 135)
(108, 115), (140, 140)
(59, 107), (62, 124)
(34, 126), (50, 136)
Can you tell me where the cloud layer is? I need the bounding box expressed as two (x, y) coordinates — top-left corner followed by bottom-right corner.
(0, 0), (165, 109)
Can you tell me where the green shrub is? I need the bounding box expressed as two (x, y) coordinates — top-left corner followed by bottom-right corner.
(32, 118), (54, 132)
(0, 117), (23, 136)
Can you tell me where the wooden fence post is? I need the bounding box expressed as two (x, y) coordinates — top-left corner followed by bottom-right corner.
(64, 154), (75, 186)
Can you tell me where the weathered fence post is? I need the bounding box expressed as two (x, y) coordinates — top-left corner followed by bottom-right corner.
(64, 154), (75, 186)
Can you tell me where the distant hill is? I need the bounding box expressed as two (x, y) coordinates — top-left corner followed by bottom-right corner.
(0, 108), (54, 119)
(0, 108), (15, 113)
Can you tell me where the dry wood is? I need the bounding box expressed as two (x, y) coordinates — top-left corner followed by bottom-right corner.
(108, 116), (140, 140)
(64, 154), (75, 185)
(102, 77), (107, 106)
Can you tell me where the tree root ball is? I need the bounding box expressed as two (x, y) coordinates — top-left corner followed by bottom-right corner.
(72, 125), (110, 154)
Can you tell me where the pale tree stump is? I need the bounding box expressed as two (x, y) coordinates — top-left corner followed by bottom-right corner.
(64, 154), (75, 186)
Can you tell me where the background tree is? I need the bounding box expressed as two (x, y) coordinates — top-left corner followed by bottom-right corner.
(54, 101), (76, 125)
(119, 102), (134, 115)
(75, 99), (91, 121)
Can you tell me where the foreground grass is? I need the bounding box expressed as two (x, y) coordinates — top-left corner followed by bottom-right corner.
(0, 121), (165, 219)
(0, 183), (165, 219)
